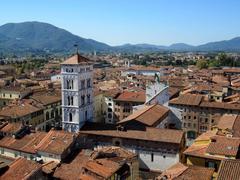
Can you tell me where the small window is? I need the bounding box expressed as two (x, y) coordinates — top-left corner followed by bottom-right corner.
(151, 153), (154, 162)
(115, 141), (120, 146)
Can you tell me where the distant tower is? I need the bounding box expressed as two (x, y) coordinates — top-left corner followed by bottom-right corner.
(61, 53), (93, 132)
(124, 59), (130, 68)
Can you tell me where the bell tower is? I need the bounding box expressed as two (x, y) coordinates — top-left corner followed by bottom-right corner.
(61, 53), (93, 132)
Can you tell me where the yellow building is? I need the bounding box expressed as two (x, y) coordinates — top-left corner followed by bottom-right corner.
(0, 99), (44, 128)
(0, 86), (31, 107)
(184, 130), (240, 177)
(31, 94), (61, 131)
(93, 89), (104, 123)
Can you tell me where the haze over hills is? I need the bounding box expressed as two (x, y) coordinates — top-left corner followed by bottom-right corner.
(0, 21), (240, 54)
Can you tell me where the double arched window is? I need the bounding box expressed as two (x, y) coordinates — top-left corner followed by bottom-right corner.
(67, 96), (74, 106)
(66, 80), (74, 89)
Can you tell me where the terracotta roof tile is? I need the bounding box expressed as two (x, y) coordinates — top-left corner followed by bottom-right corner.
(206, 136), (240, 157)
(80, 127), (184, 144)
(83, 159), (120, 178)
(115, 91), (146, 103)
(169, 94), (203, 106)
(61, 53), (92, 65)
(36, 130), (75, 155)
(119, 104), (169, 126)
(217, 159), (240, 180)
(0, 132), (47, 154)
(0, 158), (42, 180)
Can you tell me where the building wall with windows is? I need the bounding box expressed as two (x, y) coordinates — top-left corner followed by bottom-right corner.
(79, 134), (184, 172)
(169, 103), (240, 146)
(103, 96), (116, 124)
(0, 147), (35, 161)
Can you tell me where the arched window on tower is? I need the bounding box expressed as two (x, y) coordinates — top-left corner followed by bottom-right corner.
(85, 111), (88, 121)
(69, 113), (73, 122)
(66, 80), (70, 89)
(87, 79), (91, 88)
(71, 96), (74, 105)
(81, 95), (85, 106)
(87, 94), (90, 104)
(71, 80), (74, 89)
(67, 96), (70, 105)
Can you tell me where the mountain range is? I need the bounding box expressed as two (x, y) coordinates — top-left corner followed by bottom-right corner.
(0, 21), (240, 54)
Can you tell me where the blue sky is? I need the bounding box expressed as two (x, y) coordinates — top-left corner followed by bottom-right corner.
(0, 0), (240, 46)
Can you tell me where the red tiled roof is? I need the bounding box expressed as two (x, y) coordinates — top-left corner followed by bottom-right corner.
(0, 132), (47, 154)
(217, 159), (240, 180)
(119, 104), (169, 126)
(206, 136), (240, 157)
(80, 127), (184, 144)
(115, 91), (146, 103)
(61, 53), (92, 65)
(0, 158), (42, 180)
(36, 130), (75, 155)
(169, 94), (203, 106)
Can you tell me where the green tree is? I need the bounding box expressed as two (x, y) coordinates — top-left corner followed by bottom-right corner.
(196, 59), (208, 69)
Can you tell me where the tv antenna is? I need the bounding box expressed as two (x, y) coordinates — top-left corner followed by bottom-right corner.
(74, 44), (79, 54)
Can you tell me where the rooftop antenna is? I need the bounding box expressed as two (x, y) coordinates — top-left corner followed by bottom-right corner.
(74, 44), (79, 54)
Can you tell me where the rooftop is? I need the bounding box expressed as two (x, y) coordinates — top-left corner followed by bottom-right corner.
(36, 129), (75, 155)
(0, 131), (47, 154)
(118, 104), (169, 127)
(217, 159), (240, 180)
(0, 158), (42, 180)
(61, 53), (92, 65)
(169, 94), (203, 106)
(80, 126), (184, 144)
(115, 90), (146, 103)
(157, 162), (214, 180)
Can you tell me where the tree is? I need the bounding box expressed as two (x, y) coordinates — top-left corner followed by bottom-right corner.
(196, 59), (208, 69)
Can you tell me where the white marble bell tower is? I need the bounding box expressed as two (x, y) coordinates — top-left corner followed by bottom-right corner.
(61, 53), (93, 132)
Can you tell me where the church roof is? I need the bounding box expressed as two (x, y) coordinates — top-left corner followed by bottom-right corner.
(61, 53), (92, 65)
